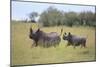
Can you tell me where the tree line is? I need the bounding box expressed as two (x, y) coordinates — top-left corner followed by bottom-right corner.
(29, 6), (96, 27)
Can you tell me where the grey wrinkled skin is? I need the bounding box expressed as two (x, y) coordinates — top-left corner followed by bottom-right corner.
(29, 27), (61, 48)
(63, 32), (86, 48)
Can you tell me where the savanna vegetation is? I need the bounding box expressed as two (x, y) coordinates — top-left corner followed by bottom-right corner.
(11, 6), (96, 66)
(27, 6), (96, 27)
(11, 22), (96, 66)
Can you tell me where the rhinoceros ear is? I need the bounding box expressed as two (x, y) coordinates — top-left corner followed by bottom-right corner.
(64, 32), (67, 35)
(37, 28), (40, 32)
(68, 32), (71, 35)
(30, 27), (33, 34)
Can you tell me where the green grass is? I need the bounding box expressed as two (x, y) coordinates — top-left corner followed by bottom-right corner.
(11, 22), (96, 66)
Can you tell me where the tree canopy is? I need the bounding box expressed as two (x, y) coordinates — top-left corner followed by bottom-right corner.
(30, 6), (96, 27)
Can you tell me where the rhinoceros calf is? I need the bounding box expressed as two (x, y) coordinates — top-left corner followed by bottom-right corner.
(63, 32), (86, 48)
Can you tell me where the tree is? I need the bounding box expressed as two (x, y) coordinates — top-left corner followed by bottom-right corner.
(38, 6), (95, 27)
(29, 12), (38, 22)
(64, 12), (78, 27)
(79, 11), (96, 26)
(38, 6), (63, 26)
(39, 11), (49, 26)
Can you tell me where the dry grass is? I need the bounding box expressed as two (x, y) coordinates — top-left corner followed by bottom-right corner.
(11, 22), (96, 66)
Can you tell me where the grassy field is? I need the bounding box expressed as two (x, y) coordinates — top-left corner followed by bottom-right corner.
(11, 22), (96, 66)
